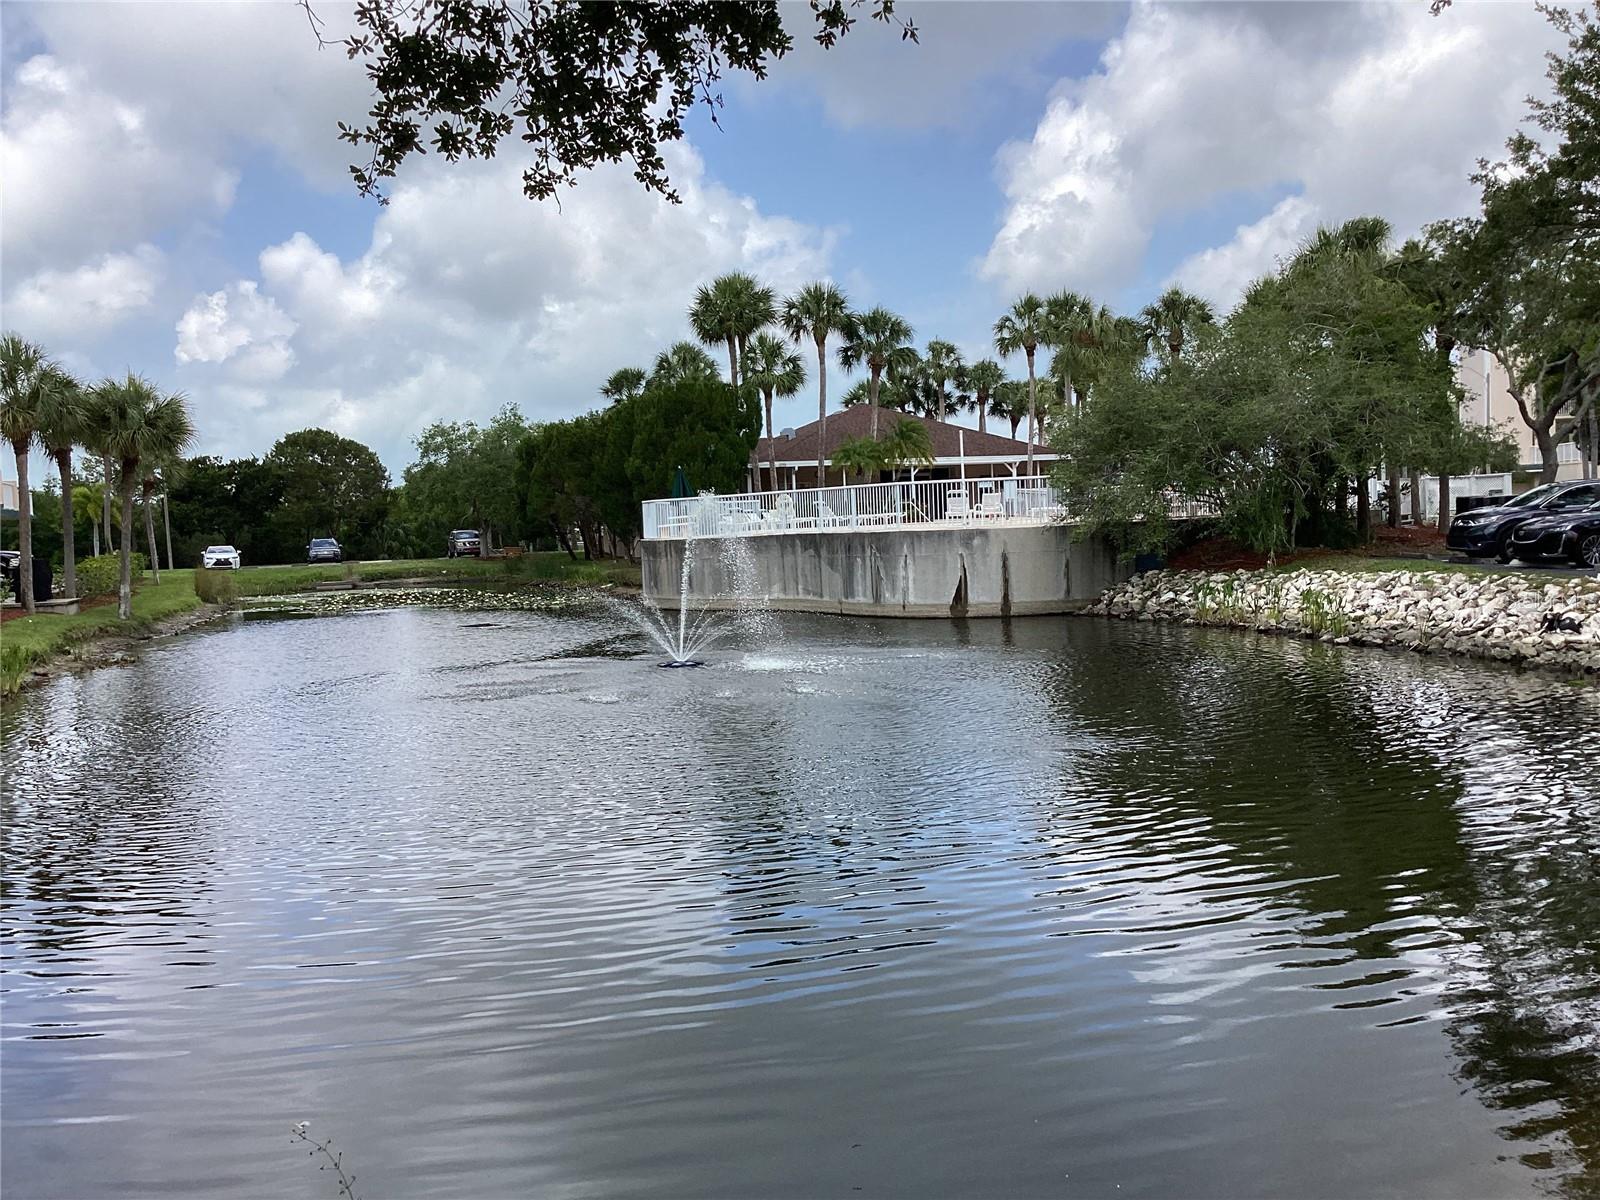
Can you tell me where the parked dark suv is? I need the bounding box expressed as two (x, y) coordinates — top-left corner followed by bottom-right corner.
(1446, 479), (1600, 562)
(307, 538), (343, 564)
(1509, 499), (1600, 567)
(446, 529), (481, 557)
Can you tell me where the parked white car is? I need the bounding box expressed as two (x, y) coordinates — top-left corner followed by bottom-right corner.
(202, 545), (241, 570)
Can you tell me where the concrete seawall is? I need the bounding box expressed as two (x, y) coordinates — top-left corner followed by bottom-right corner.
(640, 524), (1130, 618)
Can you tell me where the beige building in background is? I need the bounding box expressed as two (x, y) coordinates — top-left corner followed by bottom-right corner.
(1455, 348), (1585, 482)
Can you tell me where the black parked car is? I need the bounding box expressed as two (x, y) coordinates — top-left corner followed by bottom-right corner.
(1508, 499), (1600, 567)
(307, 538), (343, 564)
(1446, 479), (1600, 562)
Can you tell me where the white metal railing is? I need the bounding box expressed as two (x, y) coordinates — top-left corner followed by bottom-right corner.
(641, 477), (1217, 540)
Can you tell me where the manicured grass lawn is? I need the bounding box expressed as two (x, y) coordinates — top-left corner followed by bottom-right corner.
(230, 553), (639, 596)
(2, 574), (203, 695)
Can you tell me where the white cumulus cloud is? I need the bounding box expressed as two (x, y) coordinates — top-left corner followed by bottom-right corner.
(983, 1), (1560, 308)
(175, 282), (297, 382)
(5, 245), (165, 340)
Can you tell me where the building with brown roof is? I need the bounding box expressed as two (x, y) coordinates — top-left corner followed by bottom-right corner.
(748, 407), (1057, 490)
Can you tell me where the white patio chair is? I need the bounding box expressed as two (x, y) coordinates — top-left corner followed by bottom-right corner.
(946, 490), (972, 523)
(976, 492), (1005, 521)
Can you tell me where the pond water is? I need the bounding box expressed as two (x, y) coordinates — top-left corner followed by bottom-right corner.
(3, 597), (1599, 1199)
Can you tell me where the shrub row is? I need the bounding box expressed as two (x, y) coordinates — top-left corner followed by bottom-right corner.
(75, 553), (147, 598)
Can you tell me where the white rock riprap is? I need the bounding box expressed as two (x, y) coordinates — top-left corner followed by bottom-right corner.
(1088, 568), (1600, 673)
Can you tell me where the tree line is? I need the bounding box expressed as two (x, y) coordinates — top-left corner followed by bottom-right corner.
(1, 339), (194, 616)
(1052, 4), (1596, 556)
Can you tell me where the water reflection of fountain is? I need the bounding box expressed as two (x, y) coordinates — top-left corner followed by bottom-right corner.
(609, 531), (776, 666)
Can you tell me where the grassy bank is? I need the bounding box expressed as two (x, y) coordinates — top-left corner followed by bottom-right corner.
(229, 553), (640, 597)
(2, 575), (205, 696)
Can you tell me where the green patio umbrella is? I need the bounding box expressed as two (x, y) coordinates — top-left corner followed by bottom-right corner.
(670, 465), (691, 498)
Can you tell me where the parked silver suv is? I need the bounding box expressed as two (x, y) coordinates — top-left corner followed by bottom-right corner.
(446, 529), (481, 557)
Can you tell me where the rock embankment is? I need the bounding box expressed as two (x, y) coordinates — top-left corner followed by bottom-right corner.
(1089, 568), (1600, 673)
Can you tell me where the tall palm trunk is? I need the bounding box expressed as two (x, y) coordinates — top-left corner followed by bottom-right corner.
(118, 467), (137, 620)
(1024, 347), (1038, 474)
(764, 388), (778, 492)
(869, 367), (881, 440)
(55, 449), (76, 599)
(977, 389), (988, 435)
(101, 452), (114, 550)
(726, 338), (738, 387)
(91, 520), (100, 557)
(814, 335), (828, 485)
(163, 493), (174, 573)
(143, 485), (161, 582)
(10, 439), (34, 612)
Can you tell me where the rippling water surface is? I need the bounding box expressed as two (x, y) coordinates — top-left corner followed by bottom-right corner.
(4, 601), (1599, 1199)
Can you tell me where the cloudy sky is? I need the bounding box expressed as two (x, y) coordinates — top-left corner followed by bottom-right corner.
(0, 0), (1560, 476)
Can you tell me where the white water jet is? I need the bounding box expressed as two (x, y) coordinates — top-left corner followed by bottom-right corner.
(607, 523), (779, 666)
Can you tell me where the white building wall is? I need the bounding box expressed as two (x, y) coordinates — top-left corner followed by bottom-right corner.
(1454, 348), (1585, 481)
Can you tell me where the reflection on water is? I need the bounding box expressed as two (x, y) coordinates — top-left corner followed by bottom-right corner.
(2, 606), (1598, 1199)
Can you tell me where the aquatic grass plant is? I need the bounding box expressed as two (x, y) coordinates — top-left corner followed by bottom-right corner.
(1298, 586), (1351, 637)
(291, 1122), (359, 1200)
(192, 566), (240, 605)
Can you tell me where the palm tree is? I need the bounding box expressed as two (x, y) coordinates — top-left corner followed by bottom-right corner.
(36, 367), (90, 600)
(600, 367), (646, 404)
(743, 332), (805, 491)
(1138, 286), (1216, 362)
(91, 375), (195, 619)
(879, 416), (934, 474)
(831, 435), (883, 484)
(779, 282), (851, 482)
(0, 334), (52, 612)
(923, 340), (964, 422)
(689, 273), (775, 386)
(838, 307), (916, 441)
(649, 342), (720, 387)
(993, 380), (1030, 439)
(73, 479), (105, 557)
(993, 294), (1048, 472)
(965, 360), (1005, 435)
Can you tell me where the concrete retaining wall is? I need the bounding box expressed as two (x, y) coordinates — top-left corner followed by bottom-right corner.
(640, 524), (1130, 618)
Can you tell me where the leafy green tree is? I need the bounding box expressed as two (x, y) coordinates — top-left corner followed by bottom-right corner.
(169, 455), (286, 565)
(838, 306), (916, 440)
(627, 375), (761, 501)
(600, 367), (646, 404)
(1426, 4), (1599, 483)
(1054, 217), (1455, 558)
(404, 405), (530, 556)
(993, 294), (1048, 471)
(743, 331), (805, 491)
(1138, 286), (1216, 363)
(779, 281), (851, 480)
(965, 359), (1005, 434)
(649, 341), (721, 387)
(91, 375), (195, 618)
(922, 339), (964, 422)
(264, 428), (391, 558)
(0, 335), (52, 611)
(320, 0), (915, 205)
